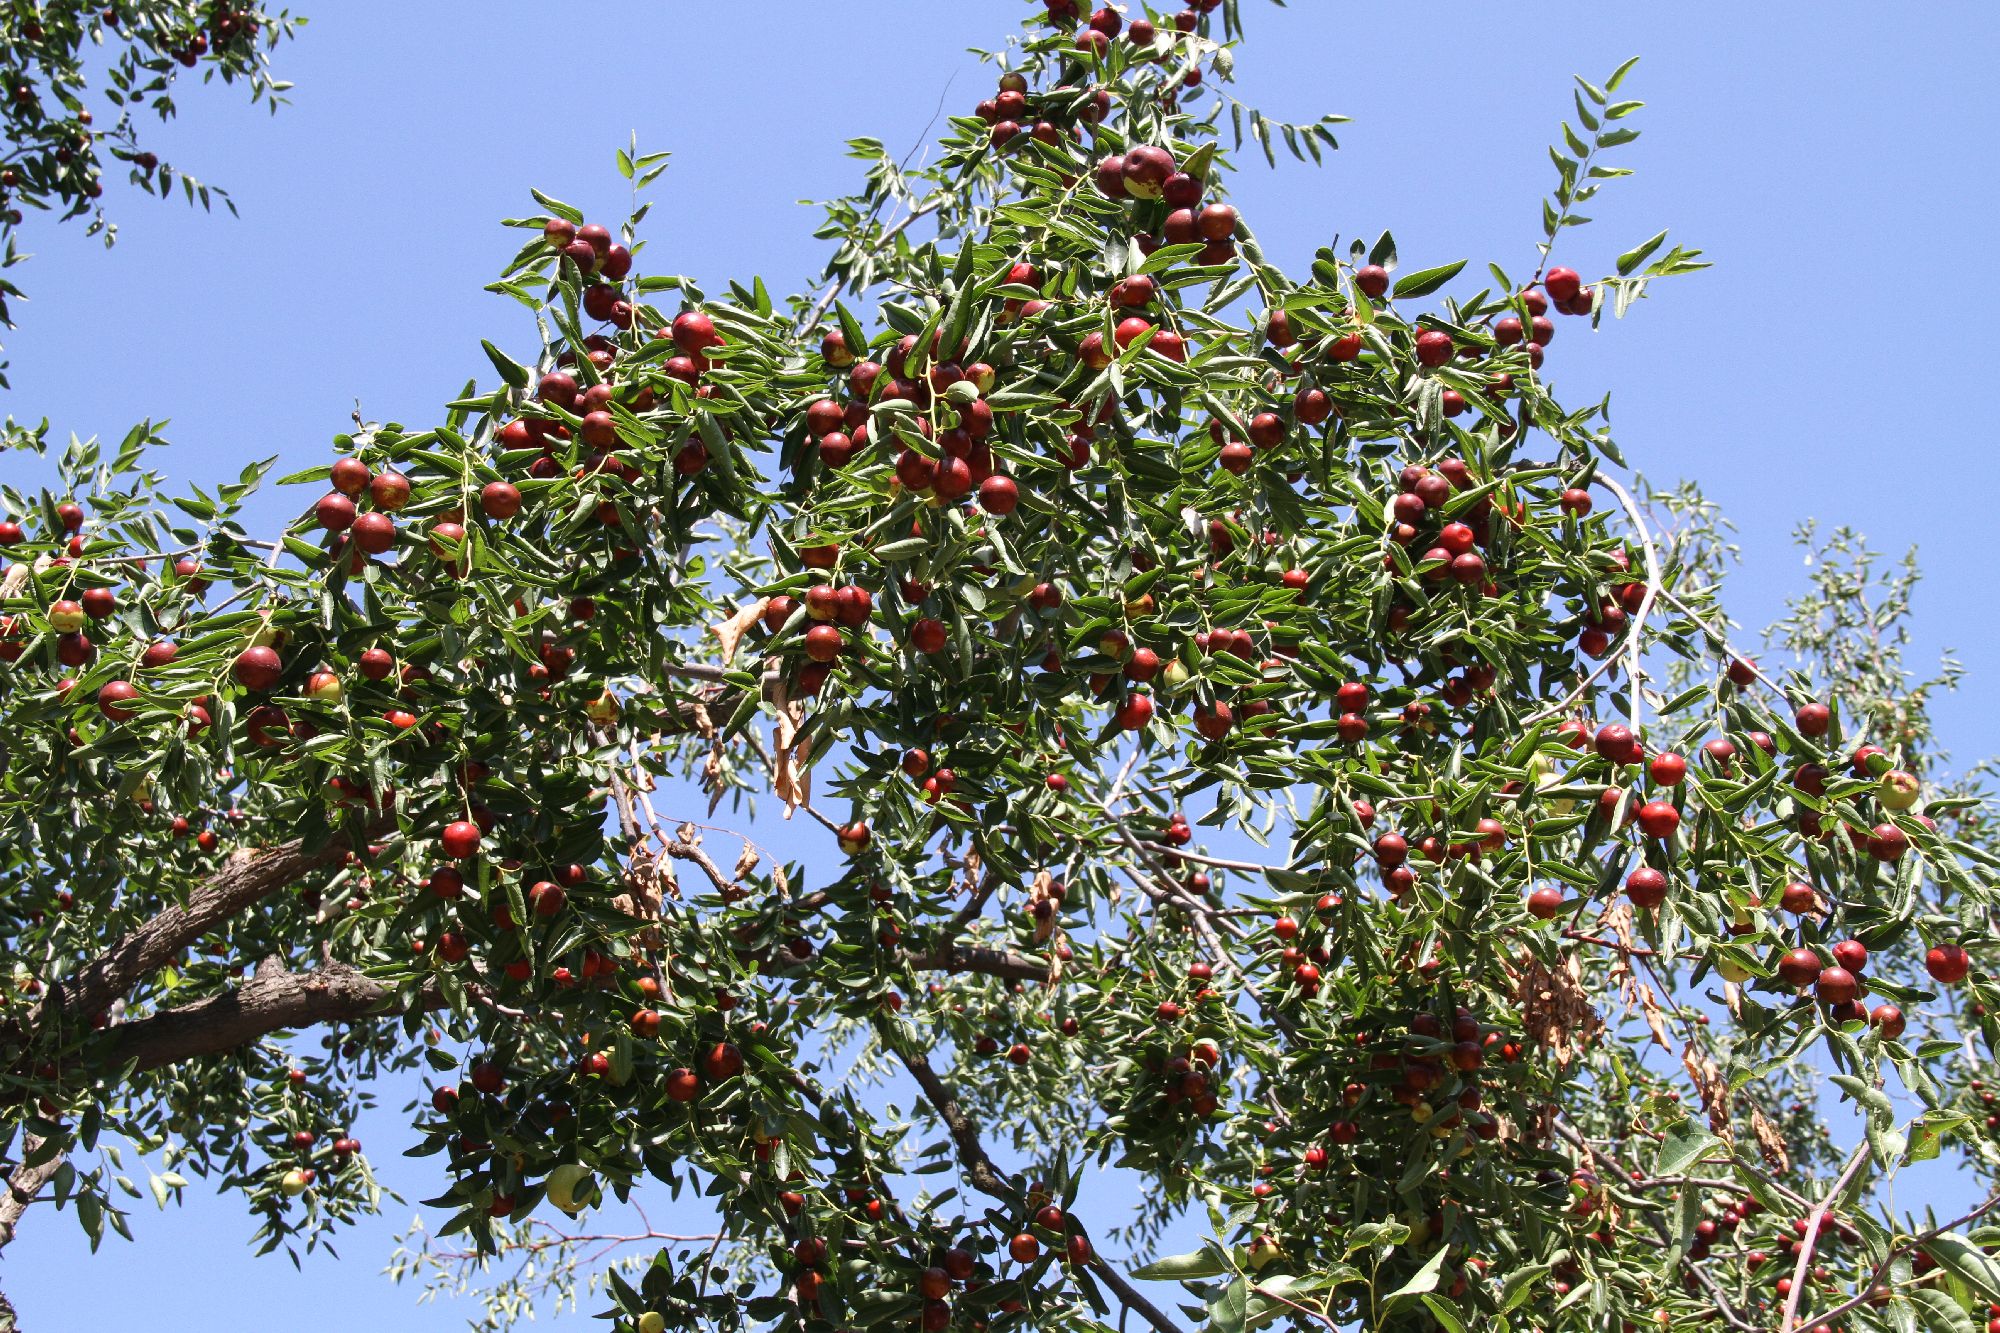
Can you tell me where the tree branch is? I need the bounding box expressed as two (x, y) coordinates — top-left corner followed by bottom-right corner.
(101, 961), (432, 1073)
(881, 1037), (1015, 1203)
(901, 941), (1050, 985)
(0, 1136), (60, 1254)
(32, 834), (350, 1036)
(1805, 1189), (2000, 1328)
(877, 1030), (1187, 1333)
(1778, 1143), (1870, 1333)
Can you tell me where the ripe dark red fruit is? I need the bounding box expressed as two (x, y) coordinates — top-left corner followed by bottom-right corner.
(1815, 966), (1858, 1005)
(1197, 203), (1237, 239)
(1120, 144), (1176, 199)
(329, 456), (372, 496)
(1635, 801), (1680, 839)
(351, 512), (396, 554)
(701, 1041), (744, 1080)
(1593, 723), (1636, 763)
(671, 310), (721, 356)
(1866, 823), (1909, 862)
(440, 820), (481, 860)
(315, 491), (357, 532)
(1355, 264), (1390, 298)
(479, 482), (523, 519)
(1624, 867), (1667, 909)
(804, 624), (843, 663)
(1926, 943), (1970, 985)
(979, 475), (1020, 515)
(1777, 948), (1822, 988)
(96, 680), (139, 720)
(1527, 887), (1564, 919)
(1414, 330), (1453, 367)
(234, 646), (282, 691)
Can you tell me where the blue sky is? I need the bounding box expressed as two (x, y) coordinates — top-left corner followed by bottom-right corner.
(6, 2), (2000, 1327)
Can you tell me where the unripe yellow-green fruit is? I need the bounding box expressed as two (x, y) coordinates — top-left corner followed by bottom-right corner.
(1718, 957), (1751, 984)
(637, 1312), (666, 1333)
(545, 1163), (595, 1215)
(1244, 1233), (1285, 1271)
(1878, 769), (1920, 811)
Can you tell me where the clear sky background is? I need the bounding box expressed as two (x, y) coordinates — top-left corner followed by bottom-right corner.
(5, 2), (2000, 1328)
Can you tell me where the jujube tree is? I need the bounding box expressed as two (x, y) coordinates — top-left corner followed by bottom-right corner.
(4, 3), (1999, 1332)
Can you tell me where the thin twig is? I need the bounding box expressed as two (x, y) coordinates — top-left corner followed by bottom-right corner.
(1806, 1190), (2000, 1329)
(1777, 1142), (1869, 1333)
(1597, 473), (1663, 735)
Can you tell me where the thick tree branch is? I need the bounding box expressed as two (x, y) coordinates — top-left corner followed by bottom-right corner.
(878, 1030), (1186, 1333)
(33, 835), (350, 1036)
(1085, 1256), (1190, 1333)
(0, 963), (432, 1253)
(0, 1136), (60, 1255)
(901, 941), (1050, 984)
(884, 1039), (1015, 1203)
(101, 961), (429, 1073)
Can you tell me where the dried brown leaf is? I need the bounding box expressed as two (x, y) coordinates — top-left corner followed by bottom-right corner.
(712, 598), (770, 666)
(772, 685), (812, 817)
(1510, 949), (1604, 1068)
(1749, 1104), (1791, 1174)
(1680, 1044), (1735, 1142)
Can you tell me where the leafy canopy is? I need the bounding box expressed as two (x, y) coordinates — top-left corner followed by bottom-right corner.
(1, 4), (1996, 1333)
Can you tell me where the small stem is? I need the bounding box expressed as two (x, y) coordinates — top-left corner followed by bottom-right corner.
(1777, 1143), (1869, 1333)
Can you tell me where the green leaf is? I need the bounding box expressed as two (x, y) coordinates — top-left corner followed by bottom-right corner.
(1209, 1278), (1250, 1333)
(1420, 1294), (1469, 1333)
(1910, 1287), (1978, 1333)
(1925, 1233), (2000, 1304)
(1390, 260), (1466, 299)
(1131, 1245), (1231, 1281)
(1500, 1263), (1552, 1312)
(1654, 1118), (1722, 1176)
(1905, 1111), (1964, 1164)
(481, 340), (530, 389)
(1383, 1245), (1449, 1307)
(1345, 1221), (1411, 1254)
(530, 188), (583, 223)
(1616, 231), (1668, 276)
